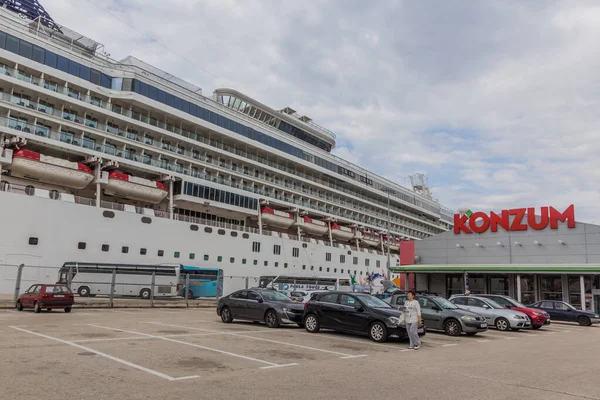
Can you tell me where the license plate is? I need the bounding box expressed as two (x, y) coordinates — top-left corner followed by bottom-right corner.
(480, 323), (487, 328)
(54, 295), (65, 298)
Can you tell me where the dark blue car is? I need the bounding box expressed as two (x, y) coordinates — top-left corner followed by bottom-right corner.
(529, 300), (600, 326)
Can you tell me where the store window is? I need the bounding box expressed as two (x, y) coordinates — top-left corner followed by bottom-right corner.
(489, 276), (509, 295)
(540, 275), (562, 301)
(446, 275), (464, 298)
(519, 275), (536, 305)
(568, 276), (592, 309)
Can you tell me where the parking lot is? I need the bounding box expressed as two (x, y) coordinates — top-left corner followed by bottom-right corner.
(2, 308), (600, 400)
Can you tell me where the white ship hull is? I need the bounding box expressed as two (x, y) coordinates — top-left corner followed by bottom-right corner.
(0, 191), (399, 295)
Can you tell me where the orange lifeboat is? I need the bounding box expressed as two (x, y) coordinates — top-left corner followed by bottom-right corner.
(361, 230), (381, 247)
(104, 171), (168, 204)
(296, 216), (328, 236)
(260, 206), (294, 229)
(11, 149), (93, 189)
(330, 223), (354, 241)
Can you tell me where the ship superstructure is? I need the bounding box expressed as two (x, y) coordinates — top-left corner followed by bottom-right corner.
(0, 2), (453, 294)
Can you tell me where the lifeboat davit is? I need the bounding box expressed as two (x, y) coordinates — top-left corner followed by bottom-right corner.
(331, 223), (354, 241)
(11, 149), (93, 189)
(104, 171), (168, 204)
(260, 206), (294, 229)
(361, 231), (381, 247)
(297, 216), (328, 236)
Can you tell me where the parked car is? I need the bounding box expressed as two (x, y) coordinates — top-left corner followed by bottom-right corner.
(528, 300), (600, 326)
(386, 293), (488, 336)
(449, 295), (531, 331)
(16, 284), (74, 313)
(289, 290), (308, 302)
(217, 288), (305, 328)
(477, 294), (550, 329)
(303, 291), (426, 342)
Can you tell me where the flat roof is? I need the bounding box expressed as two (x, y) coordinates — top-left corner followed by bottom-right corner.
(391, 264), (600, 273)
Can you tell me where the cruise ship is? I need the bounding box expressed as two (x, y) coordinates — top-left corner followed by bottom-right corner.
(0, 1), (453, 295)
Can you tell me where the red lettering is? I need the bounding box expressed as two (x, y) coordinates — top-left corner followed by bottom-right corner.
(468, 212), (490, 234)
(489, 210), (509, 232)
(509, 208), (527, 231)
(549, 204), (575, 229)
(528, 206), (549, 230)
(454, 214), (471, 234)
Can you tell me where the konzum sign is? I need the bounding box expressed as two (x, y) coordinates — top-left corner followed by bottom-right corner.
(454, 205), (575, 234)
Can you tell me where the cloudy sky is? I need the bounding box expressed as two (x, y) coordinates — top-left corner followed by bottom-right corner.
(43, 0), (600, 223)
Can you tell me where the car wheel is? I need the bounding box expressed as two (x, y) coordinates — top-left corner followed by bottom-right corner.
(78, 286), (91, 297)
(444, 319), (462, 336)
(495, 317), (510, 331)
(265, 310), (280, 328)
(220, 307), (233, 323)
(369, 321), (388, 342)
(304, 314), (320, 333)
(64, 307), (72, 313)
(33, 302), (41, 313)
(578, 316), (591, 327)
(16, 301), (23, 311)
(140, 289), (151, 299)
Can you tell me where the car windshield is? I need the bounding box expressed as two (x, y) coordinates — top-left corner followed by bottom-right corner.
(46, 285), (71, 293)
(432, 297), (458, 309)
(355, 294), (392, 308)
(483, 298), (506, 309)
(261, 291), (292, 302)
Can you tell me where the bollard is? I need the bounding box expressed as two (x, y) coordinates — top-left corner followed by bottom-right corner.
(109, 269), (116, 308)
(185, 273), (189, 308)
(13, 264), (24, 304)
(150, 271), (156, 308)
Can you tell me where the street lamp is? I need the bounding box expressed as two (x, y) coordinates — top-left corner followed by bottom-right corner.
(382, 187), (396, 282)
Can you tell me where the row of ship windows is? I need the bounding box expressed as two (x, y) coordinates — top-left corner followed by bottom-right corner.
(1, 27), (440, 216)
(175, 181), (258, 210)
(0, 31), (440, 219)
(26, 237), (370, 275)
(0, 31), (112, 88)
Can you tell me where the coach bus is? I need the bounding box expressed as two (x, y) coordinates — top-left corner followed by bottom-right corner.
(177, 266), (223, 298)
(258, 275), (352, 292)
(58, 262), (180, 299)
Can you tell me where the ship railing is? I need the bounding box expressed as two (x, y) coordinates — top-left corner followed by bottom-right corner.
(0, 74), (443, 231)
(0, 111), (435, 238)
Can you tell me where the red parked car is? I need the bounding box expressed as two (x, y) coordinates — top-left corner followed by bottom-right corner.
(478, 294), (550, 329)
(16, 284), (74, 313)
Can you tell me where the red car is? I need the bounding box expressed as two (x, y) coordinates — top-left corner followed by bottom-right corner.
(478, 294), (550, 329)
(16, 284), (74, 313)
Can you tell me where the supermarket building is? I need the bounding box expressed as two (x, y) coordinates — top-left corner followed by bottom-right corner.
(391, 205), (600, 312)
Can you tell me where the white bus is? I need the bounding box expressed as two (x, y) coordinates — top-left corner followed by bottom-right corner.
(58, 262), (180, 299)
(258, 275), (352, 292)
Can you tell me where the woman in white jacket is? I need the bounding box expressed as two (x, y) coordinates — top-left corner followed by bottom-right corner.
(403, 290), (422, 350)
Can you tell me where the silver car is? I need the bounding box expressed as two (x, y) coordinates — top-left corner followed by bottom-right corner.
(449, 295), (531, 331)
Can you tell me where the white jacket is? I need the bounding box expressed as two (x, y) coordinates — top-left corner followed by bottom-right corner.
(404, 299), (421, 324)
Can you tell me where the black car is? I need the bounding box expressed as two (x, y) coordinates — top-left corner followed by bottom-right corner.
(217, 288), (305, 328)
(529, 300), (600, 326)
(303, 291), (426, 342)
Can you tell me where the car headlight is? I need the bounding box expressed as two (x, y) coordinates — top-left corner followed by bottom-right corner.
(461, 315), (476, 321)
(514, 315), (526, 319)
(388, 316), (401, 325)
(595, 315), (599, 319)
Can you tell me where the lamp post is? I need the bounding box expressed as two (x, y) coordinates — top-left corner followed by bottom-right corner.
(383, 188), (395, 283)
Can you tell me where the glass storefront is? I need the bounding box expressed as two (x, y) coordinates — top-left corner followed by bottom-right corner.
(540, 275), (563, 301)
(489, 276), (510, 295)
(467, 274), (486, 294)
(519, 275), (536, 305)
(446, 275), (464, 298)
(568, 276), (592, 309)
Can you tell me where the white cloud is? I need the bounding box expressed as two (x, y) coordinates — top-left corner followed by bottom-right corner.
(43, 0), (600, 224)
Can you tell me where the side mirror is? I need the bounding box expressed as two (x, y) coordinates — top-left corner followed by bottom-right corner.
(483, 305), (490, 309)
(505, 305), (511, 309)
(354, 303), (364, 311)
(257, 298), (264, 303)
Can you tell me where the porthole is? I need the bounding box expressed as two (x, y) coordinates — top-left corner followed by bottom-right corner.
(190, 224), (199, 231)
(49, 190), (60, 200)
(103, 211), (115, 218)
(141, 217), (152, 224)
(302, 243), (307, 248)
(101, 244), (109, 252)
(77, 242), (86, 250)
(28, 237), (38, 245)
(347, 251), (352, 255)
(204, 227), (213, 233)
(242, 233), (250, 239)
(158, 250), (164, 257)
(122, 246), (129, 254)
(218, 229), (225, 235)
(140, 248), (147, 255)
(25, 185), (35, 196)
(230, 231), (238, 237)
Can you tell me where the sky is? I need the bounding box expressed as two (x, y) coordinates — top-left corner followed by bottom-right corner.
(42, 0), (600, 223)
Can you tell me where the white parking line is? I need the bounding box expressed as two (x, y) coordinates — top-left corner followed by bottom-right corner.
(148, 322), (367, 359)
(280, 330), (402, 350)
(476, 340), (490, 343)
(442, 344), (458, 347)
(87, 324), (297, 370)
(9, 326), (198, 381)
(71, 329), (284, 343)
